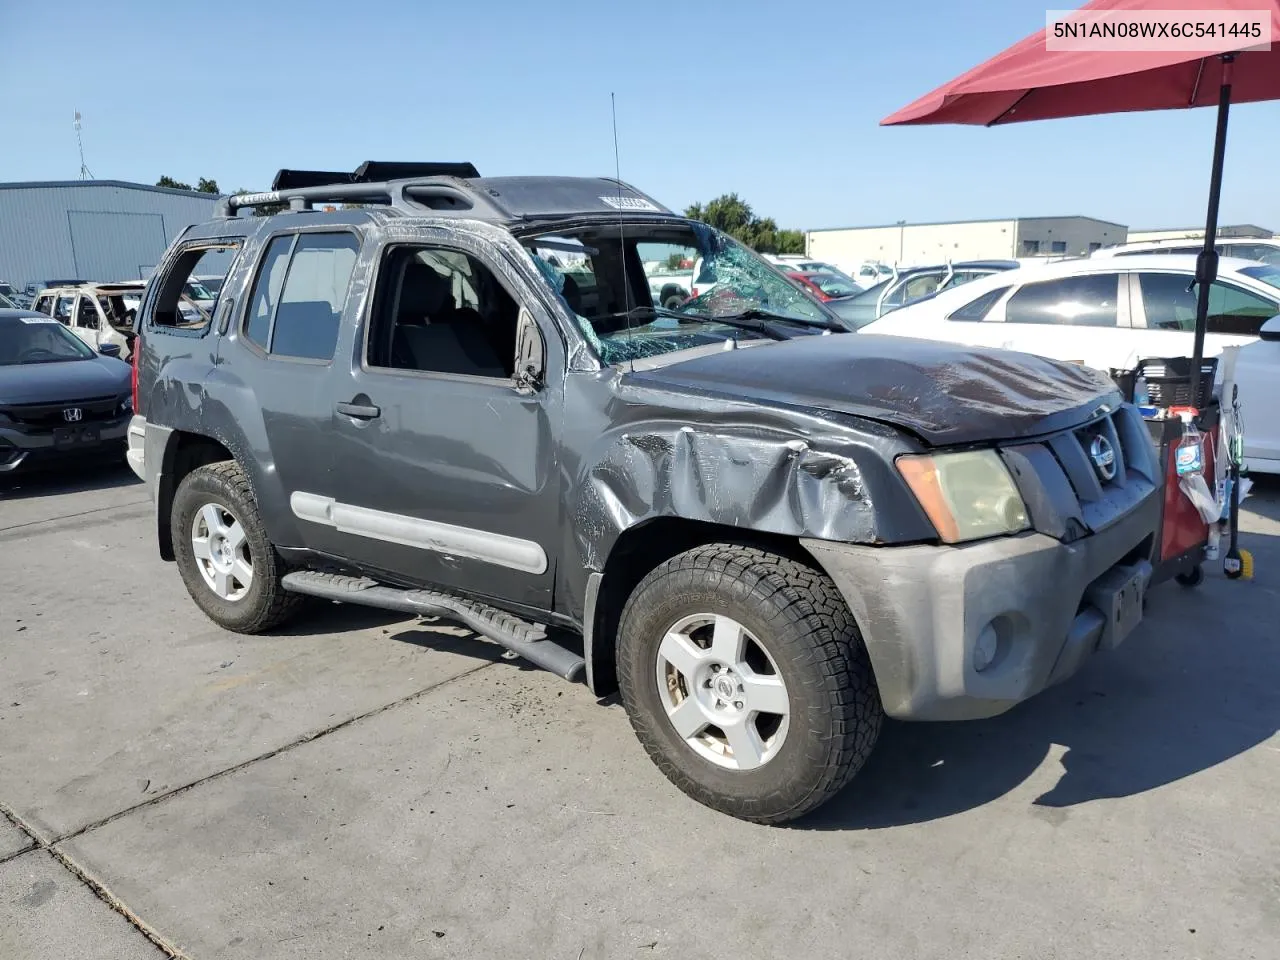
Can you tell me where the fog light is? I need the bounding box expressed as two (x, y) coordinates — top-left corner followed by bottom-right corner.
(973, 623), (999, 672)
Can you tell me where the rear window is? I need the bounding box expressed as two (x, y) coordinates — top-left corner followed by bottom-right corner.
(243, 232), (359, 361)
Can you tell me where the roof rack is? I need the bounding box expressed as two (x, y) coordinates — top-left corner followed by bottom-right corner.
(215, 163), (675, 223)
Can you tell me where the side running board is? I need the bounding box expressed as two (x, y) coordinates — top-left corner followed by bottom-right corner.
(281, 571), (585, 681)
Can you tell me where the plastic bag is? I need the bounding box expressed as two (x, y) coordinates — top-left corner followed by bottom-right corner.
(1179, 472), (1222, 524)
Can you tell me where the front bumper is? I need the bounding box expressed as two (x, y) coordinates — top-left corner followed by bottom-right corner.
(801, 486), (1160, 721)
(0, 417), (129, 473)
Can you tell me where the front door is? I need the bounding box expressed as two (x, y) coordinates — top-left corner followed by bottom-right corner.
(311, 236), (562, 611)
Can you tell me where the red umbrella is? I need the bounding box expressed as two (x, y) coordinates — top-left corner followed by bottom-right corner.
(883, 0), (1280, 407)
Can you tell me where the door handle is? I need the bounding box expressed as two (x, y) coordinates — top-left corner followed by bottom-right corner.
(336, 401), (381, 420)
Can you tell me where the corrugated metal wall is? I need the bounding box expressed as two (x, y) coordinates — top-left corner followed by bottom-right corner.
(0, 181), (219, 291)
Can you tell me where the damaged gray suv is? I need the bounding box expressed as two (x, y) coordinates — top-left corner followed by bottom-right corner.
(128, 162), (1162, 823)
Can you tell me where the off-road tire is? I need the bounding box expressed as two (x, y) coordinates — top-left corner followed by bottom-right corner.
(171, 461), (305, 633)
(617, 543), (882, 824)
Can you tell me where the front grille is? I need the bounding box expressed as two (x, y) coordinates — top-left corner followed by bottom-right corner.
(1002, 405), (1160, 540)
(1, 395), (123, 428)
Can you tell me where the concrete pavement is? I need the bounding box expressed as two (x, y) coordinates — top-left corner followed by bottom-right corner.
(2, 463), (1277, 959)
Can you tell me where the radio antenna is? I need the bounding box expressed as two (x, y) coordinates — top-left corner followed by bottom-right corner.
(611, 92), (635, 370)
(74, 110), (94, 180)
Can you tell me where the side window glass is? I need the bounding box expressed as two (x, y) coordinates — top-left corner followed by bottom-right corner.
(947, 286), (1010, 322)
(366, 245), (518, 379)
(33, 295), (53, 315)
(244, 236), (294, 350)
(53, 296), (75, 323)
(1229, 244), (1280, 265)
(270, 233), (359, 360)
(1206, 282), (1279, 337)
(1137, 272), (1197, 330)
(1004, 274), (1118, 327)
(75, 296), (100, 329)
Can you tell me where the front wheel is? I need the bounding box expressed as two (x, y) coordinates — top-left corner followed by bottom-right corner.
(617, 543), (882, 824)
(171, 461), (305, 633)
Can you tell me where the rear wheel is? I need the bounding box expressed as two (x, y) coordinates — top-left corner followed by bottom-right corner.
(617, 543), (882, 823)
(171, 461), (304, 633)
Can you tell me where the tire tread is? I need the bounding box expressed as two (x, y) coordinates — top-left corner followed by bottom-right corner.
(617, 543), (882, 824)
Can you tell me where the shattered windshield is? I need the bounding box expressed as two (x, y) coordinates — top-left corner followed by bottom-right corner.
(521, 221), (837, 365)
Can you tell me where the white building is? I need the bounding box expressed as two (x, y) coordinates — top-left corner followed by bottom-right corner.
(806, 216), (1128, 274)
(1125, 223), (1273, 244)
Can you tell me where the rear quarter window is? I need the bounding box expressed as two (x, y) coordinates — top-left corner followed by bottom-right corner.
(947, 286), (1010, 321)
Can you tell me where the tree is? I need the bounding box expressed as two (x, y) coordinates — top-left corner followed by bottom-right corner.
(683, 193), (805, 254)
(156, 175), (221, 194)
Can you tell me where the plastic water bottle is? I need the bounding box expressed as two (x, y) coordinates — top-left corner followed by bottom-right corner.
(1133, 374), (1154, 412)
(1175, 414), (1203, 477)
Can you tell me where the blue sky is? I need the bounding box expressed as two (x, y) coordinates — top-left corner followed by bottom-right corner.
(2, 0), (1275, 233)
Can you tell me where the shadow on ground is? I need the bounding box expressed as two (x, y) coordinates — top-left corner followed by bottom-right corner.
(802, 512), (1280, 831)
(0, 462), (141, 500)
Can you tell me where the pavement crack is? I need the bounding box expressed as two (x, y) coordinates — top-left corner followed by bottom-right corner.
(55, 660), (495, 845)
(0, 799), (39, 862)
(0, 499), (150, 538)
(47, 845), (188, 958)
(1, 799), (178, 957)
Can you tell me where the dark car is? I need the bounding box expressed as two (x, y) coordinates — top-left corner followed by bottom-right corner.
(0, 310), (132, 474)
(127, 162), (1161, 824)
(829, 260), (1021, 329)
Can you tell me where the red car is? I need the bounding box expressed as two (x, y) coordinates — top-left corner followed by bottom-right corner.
(787, 271), (862, 302)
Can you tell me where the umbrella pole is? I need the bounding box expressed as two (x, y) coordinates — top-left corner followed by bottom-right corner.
(1189, 55), (1234, 410)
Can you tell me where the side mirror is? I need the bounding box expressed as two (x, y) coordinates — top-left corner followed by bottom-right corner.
(513, 307), (546, 394)
(1260, 314), (1280, 343)
(98, 343), (122, 358)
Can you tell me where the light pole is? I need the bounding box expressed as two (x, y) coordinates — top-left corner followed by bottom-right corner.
(896, 220), (906, 264)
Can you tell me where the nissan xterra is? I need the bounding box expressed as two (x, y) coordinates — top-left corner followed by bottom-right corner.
(127, 161), (1162, 823)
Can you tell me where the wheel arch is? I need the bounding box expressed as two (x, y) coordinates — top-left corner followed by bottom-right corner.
(583, 516), (813, 696)
(155, 431), (234, 560)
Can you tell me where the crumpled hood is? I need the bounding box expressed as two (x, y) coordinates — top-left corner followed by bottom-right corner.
(628, 333), (1121, 446)
(0, 357), (130, 405)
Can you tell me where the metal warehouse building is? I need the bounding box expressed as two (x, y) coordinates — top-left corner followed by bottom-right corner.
(806, 215), (1129, 273)
(0, 180), (220, 293)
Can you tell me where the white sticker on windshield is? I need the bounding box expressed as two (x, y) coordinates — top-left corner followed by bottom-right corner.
(18, 317), (59, 324)
(600, 195), (660, 212)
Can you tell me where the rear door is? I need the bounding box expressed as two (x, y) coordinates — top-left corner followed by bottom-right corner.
(226, 228), (363, 552)
(979, 271), (1138, 369)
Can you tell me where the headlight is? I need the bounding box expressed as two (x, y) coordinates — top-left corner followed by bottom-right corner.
(897, 450), (1029, 544)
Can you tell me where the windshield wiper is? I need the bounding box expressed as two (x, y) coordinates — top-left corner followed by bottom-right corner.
(599, 305), (788, 341)
(717, 308), (846, 332)
(691, 312), (849, 337)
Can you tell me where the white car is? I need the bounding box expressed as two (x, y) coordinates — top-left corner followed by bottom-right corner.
(862, 254), (1280, 474)
(1094, 236), (1280, 265)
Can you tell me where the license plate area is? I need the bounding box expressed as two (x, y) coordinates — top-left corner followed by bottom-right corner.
(53, 425), (101, 448)
(1085, 561), (1150, 651)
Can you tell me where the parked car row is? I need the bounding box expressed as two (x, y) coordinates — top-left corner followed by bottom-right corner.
(24, 281), (211, 359)
(863, 253), (1280, 474)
